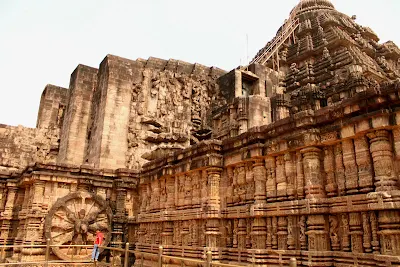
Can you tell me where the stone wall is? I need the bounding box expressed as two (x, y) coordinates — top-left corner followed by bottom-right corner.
(36, 84), (68, 129)
(0, 125), (60, 172)
(84, 55), (226, 170)
(133, 81), (400, 266)
(58, 64), (98, 165)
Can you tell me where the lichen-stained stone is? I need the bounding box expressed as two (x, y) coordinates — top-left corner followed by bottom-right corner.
(2, 0), (400, 266)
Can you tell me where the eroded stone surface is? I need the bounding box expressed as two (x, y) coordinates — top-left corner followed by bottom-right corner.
(1, 0), (400, 266)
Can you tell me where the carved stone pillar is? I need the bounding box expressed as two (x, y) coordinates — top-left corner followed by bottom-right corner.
(276, 156), (287, 200)
(277, 217), (288, 250)
(205, 168), (221, 252)
(266, 217), (272, 249)
(237, 218), (246, 249)
(150, 177), (160, 211)
(232, 219), (238, 248)
(165, 176), (175, 209)
(251, 218), (266, 249)
(31, 181), (45, 212)
(342, 139), (359, 194)
(354, 136), (374, 193)
(182, 220), (190, 246)
(324, 147), (337, 197)
(296, 152), (305, 199)
(265, 157), (277, 201)
(369, 211), (380, 253)
(253, 159), (266, 204)
(301, 147), (325, 199)
(341, 213), (351, 252)
(393, 129), (400, 174)
(306, 215), (329, 251)
(362, 212), (372, 253)
(271, 217), (278, 249)
(329, 215), (340, 251)
(226, 167), (234, 205)
(2, 186), (18, 218)
(184, 174), (192, 208)
(287, 216), (295, 250)
(349, 212), (363, 253)
(368, 130), (399, 191)
(284, 153), (296, 200)
(335, 144), (346, 196)
(161, 221), (174, 245)
(207, 167), (222, 211)
(378, 210), (400, 255)
(299, 215), (307, 250)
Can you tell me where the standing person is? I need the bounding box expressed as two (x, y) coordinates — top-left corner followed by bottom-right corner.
(91, 230), (104, 262)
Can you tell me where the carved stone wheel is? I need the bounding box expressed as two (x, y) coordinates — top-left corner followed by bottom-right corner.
(45, 191), (112, 261)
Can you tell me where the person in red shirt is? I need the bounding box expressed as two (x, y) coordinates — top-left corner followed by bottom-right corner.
(91, 230), (104, 262)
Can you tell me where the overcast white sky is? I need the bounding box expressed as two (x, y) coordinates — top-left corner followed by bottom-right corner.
(0, 0), (399, 128)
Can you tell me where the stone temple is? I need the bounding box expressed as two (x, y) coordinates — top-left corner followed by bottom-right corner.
(1, 0), (400, 266)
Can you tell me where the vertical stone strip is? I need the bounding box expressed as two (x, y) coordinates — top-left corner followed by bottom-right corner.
(354, 136), (374, 193)
(251, 218), (267, 249)
(301, 147), (325, 198)
(335, 144), (346, 196)
(342, 139), (359, 194)
(285, 153), (296, 200)
(296, 152), (305, 199)
(369, 211), (380, 253)
(362, 212), (372, 253)
(368, 130), (398, 191)
(253, 159), (266, 204)
(266, 217), (272, 249)
(276, 156), (287, 200)
(205, 167), (221, 251)
(165, 176), (175, 210)
(341, 213), (351, 252)
(265, 157), (277, 201)
(324, 146), (337, 197)
(58, 65), (98, 165)
(277, 217), (288, 250)
(349, 212), (363, 253)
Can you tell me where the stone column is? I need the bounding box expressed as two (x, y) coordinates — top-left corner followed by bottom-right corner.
(354, 136), (374, 193)
(2, 187), (18, 218)
(285, 153), (296, 200)
(393, 128), (400, 174)
(369, 211), (380, 253)
(266, 218), (272, 249)
(205, 168), (222, 254)
(287, 216), (295, 250)
(335, 144), (346, 196)
(251, 218), (267, 249)
(265, 157), (277, 201)
(165, 176), (175, 210)
(367, 130), (399, 191)
(306, 215), (329, 251)
(296, 152), (305, 199)
(276, 156), (287, 200)
(341, 213), (351, 252)
(301, 147), (325, 199)
(361, 212), (372, 253)
(324, 147), (337, 197)
(349, 212), (363, 253)
(0, 186), (18, 244)
(31, 180), (45, 212)
(207, 167), (222, 211)
(342, 139), (359, 194)
(302, 147), (329, 251)
(378, 210), (400, 255)
(253, 159), (266, 204)
(277, 217), (288, 250)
